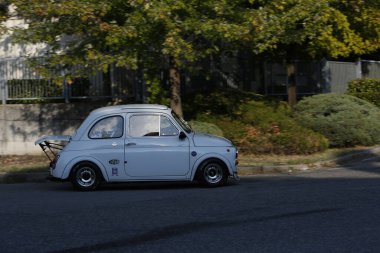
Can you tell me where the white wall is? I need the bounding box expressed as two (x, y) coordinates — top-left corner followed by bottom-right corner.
(0, 5), (47, 59)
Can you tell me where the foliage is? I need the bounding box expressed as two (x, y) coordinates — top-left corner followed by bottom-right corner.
(294, 94), (380, 147)
(185, 89), (328, 154)
(0, 0), (9, 34)
(188, 121), (223, 137)
(70, 77), (91, 97)
(144, 72), (170, 106)
(10, 1), (251, 98)
(10, 0), (380, 113)
(347, 78), (380, 107)
(244, 0), (380, 59)
(184, 88), (263, 119)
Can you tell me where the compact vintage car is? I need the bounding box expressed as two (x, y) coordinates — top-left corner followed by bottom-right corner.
(36, 104), (239, 190)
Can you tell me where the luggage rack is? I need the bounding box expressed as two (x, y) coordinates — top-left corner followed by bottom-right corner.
(35, 135), (71, 162)
(39, 141), (66, 162)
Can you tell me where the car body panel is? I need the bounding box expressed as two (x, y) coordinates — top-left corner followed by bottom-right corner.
(37, 104), (238, 186)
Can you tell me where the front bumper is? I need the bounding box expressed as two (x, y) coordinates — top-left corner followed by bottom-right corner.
(230, 171), (240, 181)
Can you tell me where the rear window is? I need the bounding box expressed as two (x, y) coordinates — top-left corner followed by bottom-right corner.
(88, 116), (124, 139)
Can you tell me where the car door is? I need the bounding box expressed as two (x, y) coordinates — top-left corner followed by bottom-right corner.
(124, 113), (190, 179)
(85, 115), (126, 180)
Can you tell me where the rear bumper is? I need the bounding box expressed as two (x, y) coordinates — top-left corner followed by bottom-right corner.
(48, 167), (67, 182)
(46, 175), (66, 182)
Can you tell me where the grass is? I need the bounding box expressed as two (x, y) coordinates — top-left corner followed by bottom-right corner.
(0, 155), (48, 174)
(239, 146), (379, 166)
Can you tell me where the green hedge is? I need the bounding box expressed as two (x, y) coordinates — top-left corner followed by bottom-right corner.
(184, 89), (329, 155)
(347, 78), (380, 107)
(188, 121), (224, 136)
(294, 94), (380, 147)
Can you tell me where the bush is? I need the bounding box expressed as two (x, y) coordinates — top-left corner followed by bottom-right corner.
(183, 88), (263, 119)
(184, 89), (329, 155)
(189, 121), (223, 136)
(347, 78), (380, 107)
(294, 94), (380, 147)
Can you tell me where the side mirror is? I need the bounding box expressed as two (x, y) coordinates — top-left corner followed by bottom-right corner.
(179, 131), (187, 140)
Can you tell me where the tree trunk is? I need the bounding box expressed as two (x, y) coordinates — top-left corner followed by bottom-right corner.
(169, 56), (183, 118)
(287, 62), (297, 108)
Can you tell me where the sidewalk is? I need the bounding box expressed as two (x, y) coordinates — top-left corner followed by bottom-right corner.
(1, 146), (379, 184)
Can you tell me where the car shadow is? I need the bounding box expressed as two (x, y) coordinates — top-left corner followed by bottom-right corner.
(51, 179), (239, 192)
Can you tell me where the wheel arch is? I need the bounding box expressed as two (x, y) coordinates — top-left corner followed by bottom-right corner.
(61, 156), (109, 182)
(191, 153), (232, 181)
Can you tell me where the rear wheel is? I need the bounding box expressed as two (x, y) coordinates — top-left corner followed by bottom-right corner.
(70, 162), (101, 191)
(199, 160), (228, 187)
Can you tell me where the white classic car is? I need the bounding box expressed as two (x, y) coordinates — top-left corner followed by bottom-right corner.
(36, 104), (239, 191)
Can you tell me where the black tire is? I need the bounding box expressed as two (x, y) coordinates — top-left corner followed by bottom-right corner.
(198, 160), (228, 187)
(70, 162), (101, 191)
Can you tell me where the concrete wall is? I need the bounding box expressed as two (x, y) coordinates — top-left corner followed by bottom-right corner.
(0, 103), (109, 155)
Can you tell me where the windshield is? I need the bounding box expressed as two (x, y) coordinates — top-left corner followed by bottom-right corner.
(171, 112), (192, 133)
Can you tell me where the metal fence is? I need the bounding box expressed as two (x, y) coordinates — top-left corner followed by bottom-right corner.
(0, 57), (138, 104)
(264, 59), (380, 97)
(0, 57), (379, 104)
(264, 61), (325, 97)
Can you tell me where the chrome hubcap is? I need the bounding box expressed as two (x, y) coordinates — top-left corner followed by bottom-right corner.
(76, 167), (96, 187)
(204, 164), (223, 184)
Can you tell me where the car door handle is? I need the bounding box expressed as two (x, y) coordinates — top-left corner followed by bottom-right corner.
(125, 142), (136, 146)
(112, 142), (118, 147)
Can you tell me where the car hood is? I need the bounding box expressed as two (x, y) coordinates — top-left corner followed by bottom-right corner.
(192, 133), (233, 147)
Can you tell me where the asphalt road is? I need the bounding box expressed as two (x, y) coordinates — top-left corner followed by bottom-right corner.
(1, 156), (380, 253)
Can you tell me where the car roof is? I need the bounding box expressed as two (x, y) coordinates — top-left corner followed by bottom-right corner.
(90, 104), (170, 116)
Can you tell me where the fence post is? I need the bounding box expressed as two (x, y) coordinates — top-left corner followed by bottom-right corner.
(287, 62), (297, 108)
(1, 80), (6, 105)
(110, 63), (116, 99)
(63, 79), (70, 103)
(355, 58), (362, 79)
(321, 58), (330, 93)
(263, 62), (268, 96)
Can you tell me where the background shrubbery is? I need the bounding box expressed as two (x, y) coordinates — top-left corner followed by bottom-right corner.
(184, 89), (329, 155)
(188, 121), (224, 136)
(346, 78), (380, 107)
(294, 94), (380, 147)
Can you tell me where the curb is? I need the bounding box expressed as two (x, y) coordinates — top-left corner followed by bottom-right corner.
(1, 146), (379, 183)
(238, 146), (380, 175)
(0, 171), (48, 184)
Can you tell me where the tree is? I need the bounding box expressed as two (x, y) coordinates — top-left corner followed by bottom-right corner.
(239, 0), (380, 106)
(0, 0), (10, 34)
(10, 0), (380, 112)
(10, 0), (251, 117)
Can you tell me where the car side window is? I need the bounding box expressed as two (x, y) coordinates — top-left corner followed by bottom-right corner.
(129, 115), (160, 137)
(129, 115), (179, 137)
(88, 116), (124, 139)
(160, 116), (179, 136)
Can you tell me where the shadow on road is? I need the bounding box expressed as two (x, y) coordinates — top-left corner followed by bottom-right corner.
(49, 180), (239, 192)
(335, 150), (380, 175)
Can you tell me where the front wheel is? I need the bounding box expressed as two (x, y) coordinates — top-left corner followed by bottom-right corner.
(199, 161), (228, 187)
(70, 163), (101, 191)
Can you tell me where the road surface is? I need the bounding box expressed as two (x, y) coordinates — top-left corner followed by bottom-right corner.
(1, 156), (380, 253)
